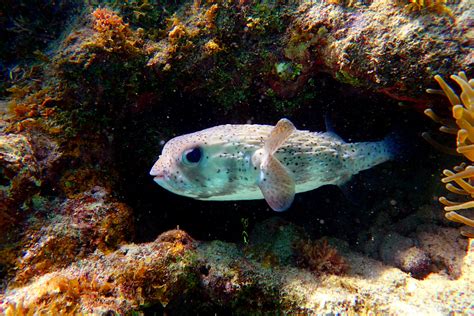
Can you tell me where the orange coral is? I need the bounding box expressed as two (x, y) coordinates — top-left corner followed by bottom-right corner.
(203, 38), (223, 56)
(204, 4), (219, 29)
(403, 0), (453, 15)
(7, 83), (59, 122)
(168, 24), (187, 43)
(424, 72), (474, 237)
(92, 8), (127, 32)
(326, 0), (357, 6)
(87, 8), (142, 54)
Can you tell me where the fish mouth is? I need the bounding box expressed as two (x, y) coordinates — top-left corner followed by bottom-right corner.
(152, 174), (168, 187)
(153, 175), (164, 181)
(150, 168), (166, 182)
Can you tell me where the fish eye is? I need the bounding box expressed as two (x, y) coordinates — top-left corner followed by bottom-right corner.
(183, 147), (202, 164)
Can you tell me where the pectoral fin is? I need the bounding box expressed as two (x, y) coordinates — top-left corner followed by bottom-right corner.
(254, 118), (296, 211)
(258, 155), (295, 212)
(264, 118), (296, 154)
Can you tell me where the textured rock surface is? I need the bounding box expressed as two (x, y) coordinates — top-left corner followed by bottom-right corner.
(0, 227), (472, 315)
(292, 1), (473, 102)
(416, 225), (468, 279)
(0, 133), (40, 242)
(11, 187), (134, 287)
(379, 232), (431, 278)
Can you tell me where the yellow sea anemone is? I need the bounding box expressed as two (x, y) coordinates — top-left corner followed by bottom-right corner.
(425, 72), (474, 237)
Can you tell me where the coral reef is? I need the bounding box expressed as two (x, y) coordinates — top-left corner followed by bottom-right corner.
(356, 204), (470, 280)
(424, 72), (474, 237)
(378, 232), (431, 278)
(416, 224), (467, 278)
(402, 0), (453, 15)
(247, 217), (305, 266)
(0, 1), (83, 81)
(83, 7), (144, 62)
(0, 1), (472, 314)
(11, 187), (133, 286)
(0, 134), (40, 243)
(1, 224), (472, 314)
(2, 229), (197, 314)
(294, 238), (349, 276)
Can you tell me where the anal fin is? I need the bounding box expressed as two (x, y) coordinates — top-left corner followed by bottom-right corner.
(258, 155), (295, 212)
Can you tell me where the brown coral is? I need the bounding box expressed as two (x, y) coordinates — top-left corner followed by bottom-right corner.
(294, 238), (348, 276)
(424, 72), (474, 237)
(7, 77), (60, 123)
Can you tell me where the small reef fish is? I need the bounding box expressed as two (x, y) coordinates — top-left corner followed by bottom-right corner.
(150, 119), (396, 212)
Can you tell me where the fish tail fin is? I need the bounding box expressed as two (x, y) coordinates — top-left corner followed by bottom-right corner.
(383, 132), (401, 161)
(383, 129), (412, 162)
(346, 128), (412, 175)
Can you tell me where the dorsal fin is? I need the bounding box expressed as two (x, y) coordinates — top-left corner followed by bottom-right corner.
(324, 115), (345, 142)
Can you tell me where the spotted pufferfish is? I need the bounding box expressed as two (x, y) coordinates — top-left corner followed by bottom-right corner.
(150, 118), (396, 211)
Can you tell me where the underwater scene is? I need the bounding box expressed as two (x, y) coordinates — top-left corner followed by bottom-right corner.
(0, 0), (473, 314)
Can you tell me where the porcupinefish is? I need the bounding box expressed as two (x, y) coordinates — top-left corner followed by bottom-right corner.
(150, 118), (396, 212)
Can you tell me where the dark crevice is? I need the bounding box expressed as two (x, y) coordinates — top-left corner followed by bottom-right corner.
(112, 73), (441, 244)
